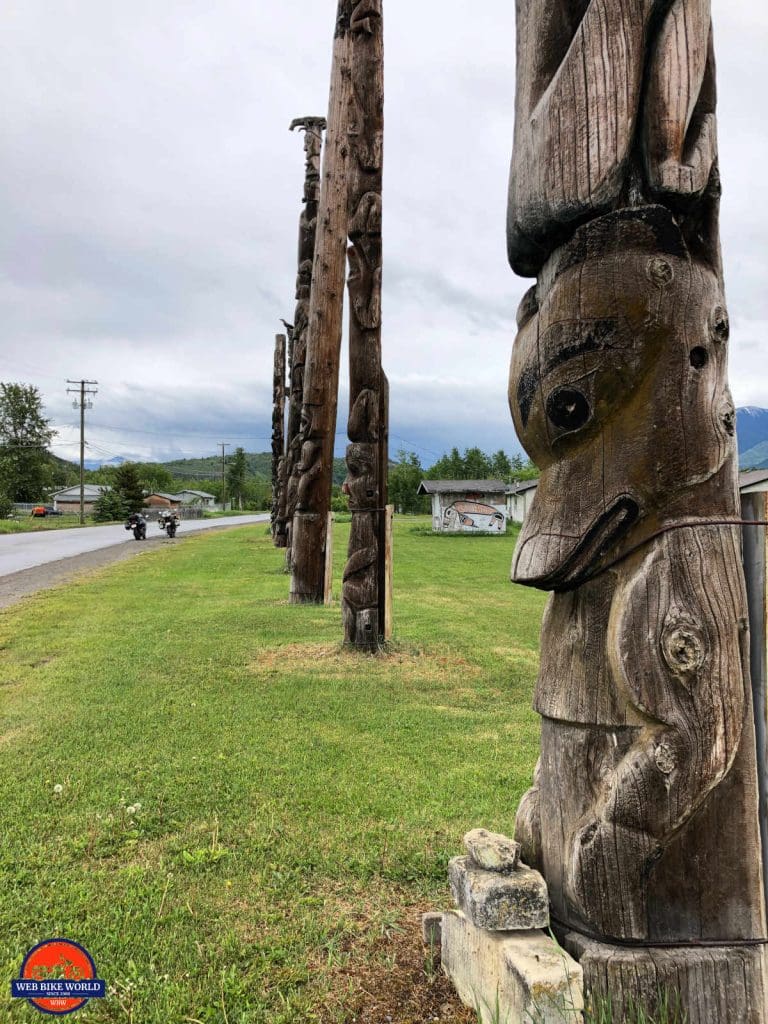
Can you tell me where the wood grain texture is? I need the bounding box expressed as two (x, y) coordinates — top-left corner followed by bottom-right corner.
(341, 0), (388, 649)
(508, 0), (721, 277)
(270, 333), (286, 545)
(280, 118), (326, 557)
(506, 0), (768, 1013)
(289, 5), (354, 604)
(565, 932), (768, 1024)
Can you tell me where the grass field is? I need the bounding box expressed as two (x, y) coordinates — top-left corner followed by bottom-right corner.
(0, 515), (97, 535)
(0, 517), (546, 1023)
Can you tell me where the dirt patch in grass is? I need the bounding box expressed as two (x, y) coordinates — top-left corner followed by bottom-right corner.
(249, 643), (482, 687)
(0, 723), (34, 748)
(317, 898), (475, 1024)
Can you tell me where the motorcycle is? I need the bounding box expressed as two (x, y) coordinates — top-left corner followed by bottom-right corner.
(158, 510), (180, 538)
(125, 512), (147, 541)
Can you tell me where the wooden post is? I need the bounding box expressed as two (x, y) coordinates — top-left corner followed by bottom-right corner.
(323, 511), (335, 607)
(289, 3), (354, 605)
(270, 333), (286, 544)
(502, 0), (768, 1019)
(280, 117), (327, 558)
(384, 504), (393, 641)
(340, 0), (388, 650)
(742, 489), (768, 916)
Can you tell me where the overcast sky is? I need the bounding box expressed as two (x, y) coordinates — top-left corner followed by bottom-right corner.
(2, 1), (766, 466)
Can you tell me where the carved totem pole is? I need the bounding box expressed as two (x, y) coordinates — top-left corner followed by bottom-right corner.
(341, 0), (388, 649)
(508, 1), (768, 1018)
(270, 332), (286, 544)
(289, 3), (355, 604)
(280, 118), (326, 555)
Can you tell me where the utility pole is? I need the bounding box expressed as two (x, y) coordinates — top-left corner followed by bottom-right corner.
(219, 443), (230, 511)
(66, 379), (98, 525)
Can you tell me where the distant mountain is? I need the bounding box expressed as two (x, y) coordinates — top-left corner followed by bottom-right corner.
(738, 408), (768, 470)
(83, 456), (125, 471)
(160, 452), (349, 486)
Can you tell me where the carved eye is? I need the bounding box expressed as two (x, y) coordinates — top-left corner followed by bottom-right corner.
(689, 347), (708, 369)
(546, 387), (591, 432)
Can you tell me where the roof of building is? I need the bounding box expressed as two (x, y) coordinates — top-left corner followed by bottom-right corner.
(417, 479), (507, 496)
(53, 484), (111, 498)
(175, 489), (215, 498)
(506, 479), (539, 495)
(145, 492), (181, 501)
(740, 470), (768, 490)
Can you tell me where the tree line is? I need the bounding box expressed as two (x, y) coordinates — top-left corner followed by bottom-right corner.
(388, 446), (537, 514)
(0, 382), (535, 519)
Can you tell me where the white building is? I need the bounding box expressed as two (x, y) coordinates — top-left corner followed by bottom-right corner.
(506, 479), (539, 524)
(417, 480), (507, 534)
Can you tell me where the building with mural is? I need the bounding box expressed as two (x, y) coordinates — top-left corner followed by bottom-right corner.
(416, 480), (507, 534)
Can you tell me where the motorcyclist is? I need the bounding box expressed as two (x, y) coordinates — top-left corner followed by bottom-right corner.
(158, 508), (180, 537)
(125, 511), (147, 540)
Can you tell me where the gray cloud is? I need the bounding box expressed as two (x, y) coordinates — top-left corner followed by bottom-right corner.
(2, 1), (765, 467)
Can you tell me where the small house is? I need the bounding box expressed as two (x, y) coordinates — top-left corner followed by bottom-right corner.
(174, 489), (216, 507)
(417, 480), (507, 534)
(52, 484), (110, 514)
(506, 479), (539, 524)
(144, 492), (182, 508)
(741, 469), (768, 523)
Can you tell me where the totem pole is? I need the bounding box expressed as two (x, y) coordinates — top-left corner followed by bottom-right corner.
(290, 3), (355, 604)
(280, 117), (327, 556)
(270, 332), (286, 544)
(341, 0), (388, 649)
(508, 1), (768, 1019)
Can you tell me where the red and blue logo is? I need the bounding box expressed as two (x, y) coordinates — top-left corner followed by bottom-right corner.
(11, 939), (106, 1016)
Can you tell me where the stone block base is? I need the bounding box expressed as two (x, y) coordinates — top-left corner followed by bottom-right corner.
(438, 910), (583, 1023)
(565, 931), (768, 1024)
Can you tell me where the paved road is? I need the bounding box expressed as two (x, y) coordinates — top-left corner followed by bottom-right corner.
(0, 515), (270, 577)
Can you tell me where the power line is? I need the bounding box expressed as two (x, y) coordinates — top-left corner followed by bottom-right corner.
(66, 379), (98, 524)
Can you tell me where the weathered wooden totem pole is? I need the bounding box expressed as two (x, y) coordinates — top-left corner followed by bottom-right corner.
(280, 117), (326, 555)
(341, 0), (388, 649)
(508, 0), (768, 1018)
(289, 3), (354, 604)
(270, 332), (286, 544)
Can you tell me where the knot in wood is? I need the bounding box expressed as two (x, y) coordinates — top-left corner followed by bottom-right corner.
(646, 257), (674, 288)
(710, 305), (730, 344)
(654, 743), (676, 776)
(661, 618), (707, 680)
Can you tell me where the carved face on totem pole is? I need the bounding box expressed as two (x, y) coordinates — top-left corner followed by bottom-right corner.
(509, 207), (736, 592)
(342, 442), (377, 510)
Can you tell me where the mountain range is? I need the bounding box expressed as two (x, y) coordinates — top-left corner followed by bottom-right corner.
(71, 408), (768, 474)
(737, 408), (768, 470)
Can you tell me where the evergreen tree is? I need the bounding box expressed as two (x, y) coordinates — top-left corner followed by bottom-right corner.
(490, 449), (513, 481)
(91, 488), (128, 522)
(226, 447), (248, 510)
(113, 463), (145, 512)
(388, 449), (429, 513)
(0, 383), (56, 502)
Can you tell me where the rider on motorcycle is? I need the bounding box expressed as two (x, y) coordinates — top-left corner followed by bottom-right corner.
(158, 508), (180, 537)
(125, 511), (148, 540)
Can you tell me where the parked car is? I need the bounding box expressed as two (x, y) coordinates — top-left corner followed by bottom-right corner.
(30, 506), (63, 517)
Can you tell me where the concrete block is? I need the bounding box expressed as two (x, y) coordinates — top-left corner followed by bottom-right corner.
(441, 910), (584, 1024)
(464, 828), (521, 872)
(449, 855), (549, 931)
(422, 911), (443, 949)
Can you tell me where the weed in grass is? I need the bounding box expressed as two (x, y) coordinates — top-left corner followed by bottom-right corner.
(582, 988), (688, 1024)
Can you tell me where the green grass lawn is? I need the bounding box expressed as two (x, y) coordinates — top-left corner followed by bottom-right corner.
(0, 517), (546, 1023)
(0, 515), (100, 534)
